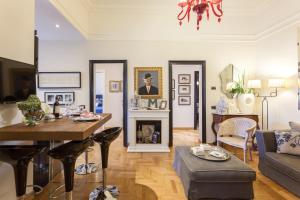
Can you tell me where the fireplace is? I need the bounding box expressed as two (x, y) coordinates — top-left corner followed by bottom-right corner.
(136, 120), (162, 144)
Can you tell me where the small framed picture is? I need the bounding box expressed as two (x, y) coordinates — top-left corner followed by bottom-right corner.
(178, 85), (191, 95)
(178, 74), (191, 84)
(159, 100), (168, 110)
(172, 79), (175, 89)
(109, 81), (122, 92)
(44, 92), (75, 105)
(38, 72), (81, 89)
(178, 96), (191, 105)
(172, 90), (175, 100)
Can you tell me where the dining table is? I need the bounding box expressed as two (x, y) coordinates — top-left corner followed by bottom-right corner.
(0, 113), (112, 187)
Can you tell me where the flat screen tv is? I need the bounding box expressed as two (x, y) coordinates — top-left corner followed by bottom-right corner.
(0, 57), (37, 103)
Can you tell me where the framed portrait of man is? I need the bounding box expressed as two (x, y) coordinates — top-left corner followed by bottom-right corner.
(134, 67), (162, 99)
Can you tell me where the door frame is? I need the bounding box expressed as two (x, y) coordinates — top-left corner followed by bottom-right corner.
(89, 60), (128, 147)
(168, 61), (207, 146)
(194, 71), (200, 130)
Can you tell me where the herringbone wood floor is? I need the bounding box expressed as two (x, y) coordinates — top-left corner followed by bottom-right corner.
(33, 130), (299, 200)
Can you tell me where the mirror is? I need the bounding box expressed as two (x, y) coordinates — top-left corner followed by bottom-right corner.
(220, 64), (238, 98)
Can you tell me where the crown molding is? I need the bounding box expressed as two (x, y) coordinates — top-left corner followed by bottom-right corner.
(49, 0), (89, 39)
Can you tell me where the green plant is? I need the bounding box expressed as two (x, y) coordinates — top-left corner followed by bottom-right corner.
(227, 72), (251, 95)
(17, 95), (44, 126)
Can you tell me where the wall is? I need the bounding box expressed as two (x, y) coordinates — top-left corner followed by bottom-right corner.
(39, 39), (256, 143)
(255, 24), (300, 130)
(173, 65), (201, 129)
(0, 1), (35, 199)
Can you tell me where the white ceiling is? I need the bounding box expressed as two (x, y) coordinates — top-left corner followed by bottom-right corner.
(35, 0), (84, 40)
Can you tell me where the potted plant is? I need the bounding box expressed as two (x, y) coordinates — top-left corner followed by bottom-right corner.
(17, 95), (45, 126)
(226, 73), (255, 114)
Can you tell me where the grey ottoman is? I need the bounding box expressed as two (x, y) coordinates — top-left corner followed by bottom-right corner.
(173, 146), (256, 200)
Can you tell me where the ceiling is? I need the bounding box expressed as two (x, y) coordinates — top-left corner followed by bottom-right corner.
(35, 0), (84, 40)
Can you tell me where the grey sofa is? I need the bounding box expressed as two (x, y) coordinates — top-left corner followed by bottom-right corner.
(256, 131), (300, 197)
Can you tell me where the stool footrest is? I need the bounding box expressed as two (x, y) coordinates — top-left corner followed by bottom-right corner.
(89, 185), (119, 200)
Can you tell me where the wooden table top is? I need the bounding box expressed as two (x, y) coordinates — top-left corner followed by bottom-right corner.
(0, 113), (111, 141)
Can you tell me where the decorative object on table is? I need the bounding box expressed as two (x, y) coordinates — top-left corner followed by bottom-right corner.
(177, 0), (223, 30)
(227, 72), (255, 114)
(109, 80), (122, 92)
(130, 92), (141, 109)
(274, 130), (300, 156)
(17, 95), (45, 126)
(178, 74), (191, 84)
(178, 85), (191, 95)
(217, 117), (257, 162)
(41, 103), (55, 122)
(248, 78), (285, 130)
(53, 96), (61, 119)
(178, 96), (191, 105)
(172, 79), (175, 89)
(44, 92), (75, 105)
(190, 146), (230, 162)
(159, 100), (168, 110)
(215, 96), (228, 114)
(227, 98), (240, 114)
(148, 99), (158, 109)
(220, 64), (237, 99)
(134, 67), (162, 99)
(38, 72), (81, 88)
(172, 90), (175, 100)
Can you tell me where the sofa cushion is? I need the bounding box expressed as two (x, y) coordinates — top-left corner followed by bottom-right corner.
(264, 152), (300, 182)
(275, 130), (300, 156)
(289, 121), (300, 132)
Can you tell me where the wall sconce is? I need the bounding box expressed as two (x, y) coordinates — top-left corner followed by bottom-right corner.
(247, 78), (285, 130)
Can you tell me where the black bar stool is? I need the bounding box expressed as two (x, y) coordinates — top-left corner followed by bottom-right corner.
(89, 127), (122, 200)
(48, 137), (92, 199)
(0, 145), (46, 200)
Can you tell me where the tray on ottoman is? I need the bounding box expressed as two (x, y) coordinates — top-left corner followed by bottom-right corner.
(173, 146), (256, 200)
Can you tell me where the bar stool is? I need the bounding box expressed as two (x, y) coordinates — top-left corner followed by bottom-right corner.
(89, 127), (122, 200)
(48, 137), (92, 199)
(0, 145), (46, 200)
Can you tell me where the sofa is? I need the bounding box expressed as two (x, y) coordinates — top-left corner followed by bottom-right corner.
(256, 131), (300, 197)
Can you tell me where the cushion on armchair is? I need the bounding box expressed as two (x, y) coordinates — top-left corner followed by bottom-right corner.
(275, 130), (300, 156)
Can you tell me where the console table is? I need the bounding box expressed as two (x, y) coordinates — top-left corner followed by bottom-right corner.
(211, 113), (260, 144)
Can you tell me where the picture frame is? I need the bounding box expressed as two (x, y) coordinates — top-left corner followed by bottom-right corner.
(38, 72), (81, 89)
(178, 85), (191, 95)
(172, 90), (175, 100)
(44, 92), (75, 105)
(159, 100), (168, 110)
(172, 79), (175, 89)
(178, 96), (191, 105)
(178, 74), (191, 84)
(134, 67), (163, 99)
(109, 80), (122, 92)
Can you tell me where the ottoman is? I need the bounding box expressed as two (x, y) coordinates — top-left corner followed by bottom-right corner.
(173, 146), (256, 200)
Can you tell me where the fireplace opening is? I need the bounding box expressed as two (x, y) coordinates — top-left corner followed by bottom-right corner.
(136, 120), (162, 144)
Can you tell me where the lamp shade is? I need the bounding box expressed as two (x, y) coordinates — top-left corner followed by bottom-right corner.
(268, 79), (285, 88)
(247, 80), (261, 89)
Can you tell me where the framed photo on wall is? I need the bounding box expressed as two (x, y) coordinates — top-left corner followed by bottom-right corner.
(109, 80), (122, 92)
(178, 96), (191, 105)
(38, 72), (81, 89)
(44, 92), (75, 105)
(134, 67), (162, 99)
(178, 74), (191, 84)
(178, 85), (191, 95)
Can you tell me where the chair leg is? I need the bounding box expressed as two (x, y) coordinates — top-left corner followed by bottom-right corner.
(249, 147), (253, 161)
(243, 149), (247, 163)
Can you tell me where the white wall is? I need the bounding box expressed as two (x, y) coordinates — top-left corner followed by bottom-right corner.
(39, 39), (256, 143)
(173, 65), (201, 129)
(255, 24), (300, 130)
(94, 63), (123, 127)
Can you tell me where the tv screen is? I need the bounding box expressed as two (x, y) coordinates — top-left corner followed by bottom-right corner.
(0, 57), (37, 103)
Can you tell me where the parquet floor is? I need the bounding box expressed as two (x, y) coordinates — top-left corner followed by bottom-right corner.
(34, 130), (299, 200)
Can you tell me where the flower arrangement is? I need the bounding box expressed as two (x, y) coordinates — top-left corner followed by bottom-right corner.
(226, 73), (251, 95)
(17, 95), (45, 126)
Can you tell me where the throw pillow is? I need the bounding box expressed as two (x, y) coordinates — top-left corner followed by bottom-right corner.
(289, 121), (300, 132)
(275, 130), (300, 156)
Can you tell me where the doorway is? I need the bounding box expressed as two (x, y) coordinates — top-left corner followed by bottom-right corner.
(89, 60), (128, 147)
(169, 61), (206, 146)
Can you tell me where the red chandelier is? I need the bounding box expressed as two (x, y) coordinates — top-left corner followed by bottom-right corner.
(177, 0), (223, 30)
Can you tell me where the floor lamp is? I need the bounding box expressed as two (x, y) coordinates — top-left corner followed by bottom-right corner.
(248, 79), (285, 130)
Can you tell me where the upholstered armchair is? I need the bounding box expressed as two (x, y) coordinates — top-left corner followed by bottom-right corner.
(217, 118), (257, 162)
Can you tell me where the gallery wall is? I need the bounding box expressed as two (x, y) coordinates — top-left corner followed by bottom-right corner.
(38, 39), (256, 143)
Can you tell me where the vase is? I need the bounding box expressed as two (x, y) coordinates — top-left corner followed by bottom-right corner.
(237, 93), (255, 114)
(21, 110), (44, 126)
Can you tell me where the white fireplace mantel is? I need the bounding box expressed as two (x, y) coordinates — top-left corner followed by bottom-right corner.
(127, 109), (170, 153)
